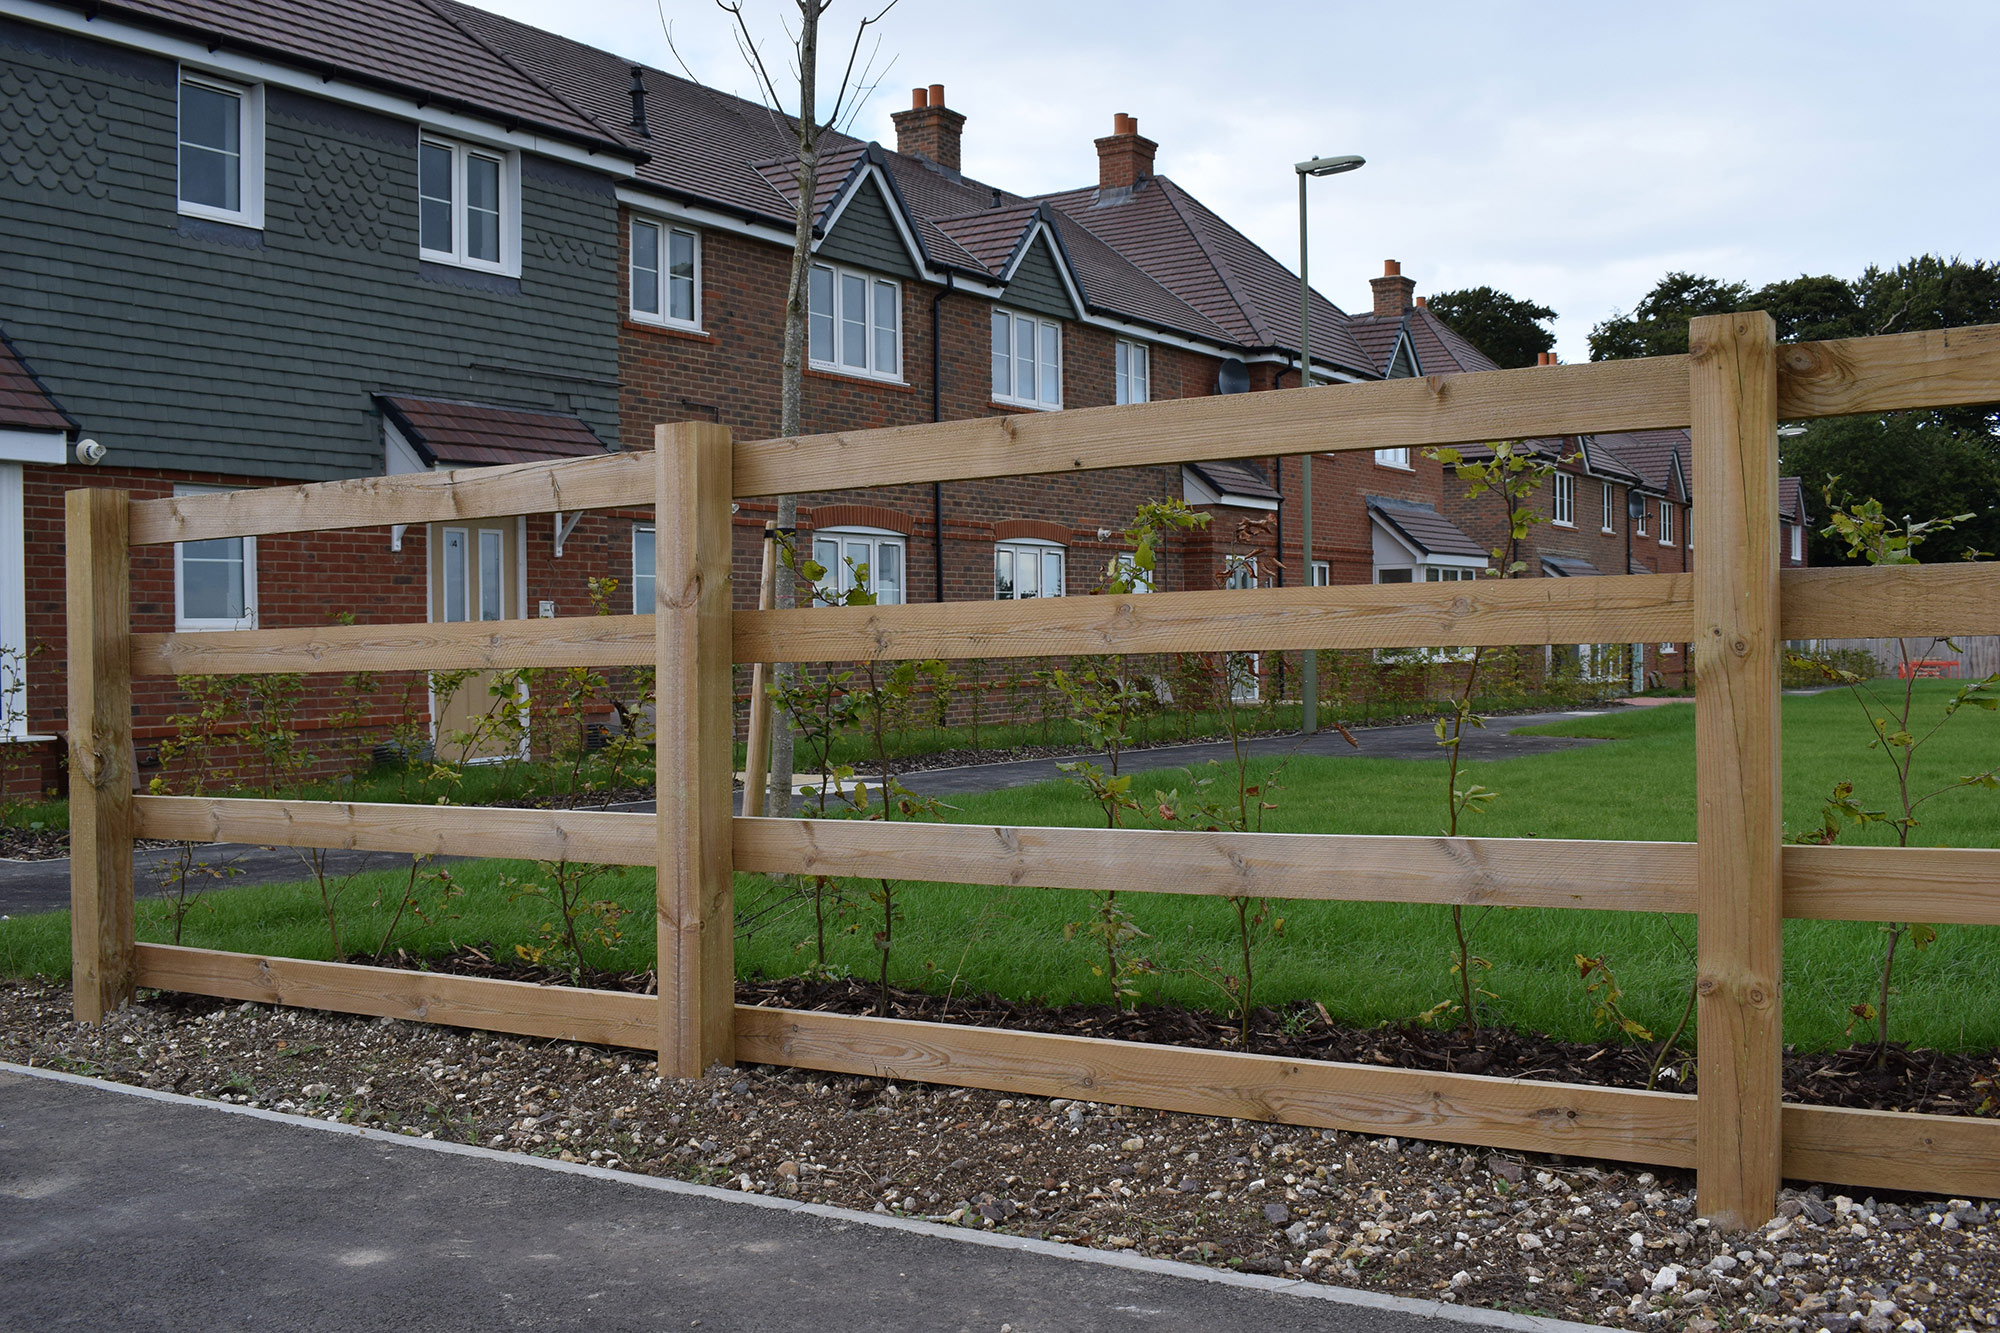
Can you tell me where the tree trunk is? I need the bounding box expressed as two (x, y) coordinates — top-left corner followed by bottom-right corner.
(764, 1), (822, 817)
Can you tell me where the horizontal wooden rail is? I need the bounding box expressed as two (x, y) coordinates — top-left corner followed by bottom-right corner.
(1782, 562), (2000, 641)
(123, 947), (2000, 1199)
(132, 613), (655, 677)
(128, 451), (656, 547)
(1784, 1103), (2000, 1201)
(132, 795), (2000, 928)
(122, 324), (2000, 543)
(133, 796), (656, 866)
(1776, 323), (2000, 421)
(734, 1005), (1695, 1166)
(738, 574), (1696, 663)
(129, 563), (1997, 677)
(133, 943), (656, 1048)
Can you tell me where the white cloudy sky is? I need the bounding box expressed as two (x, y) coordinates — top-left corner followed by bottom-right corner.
(482, 0), (1999, 361)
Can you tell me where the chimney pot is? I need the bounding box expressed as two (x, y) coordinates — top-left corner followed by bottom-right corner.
(1114, 112), (1135, 135)
(1369, 260), (1417, 319)
(891, 83), (967, 174)
(1414, 295), (1427, 308)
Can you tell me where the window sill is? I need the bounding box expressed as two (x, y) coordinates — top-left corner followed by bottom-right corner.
(625, 319), (712, 343)
(419, 261), (522, 296)
(1600, 527), (1616, 535)
(178, 201), (263, 231)
(1550, 520), (1576, 530)
(988, 399), (1061, 414)
(810, 366), (915, 394)
(1373, 461), (1415, 472)
(174, 620), (259, 633)
(0, 733), (58, 746)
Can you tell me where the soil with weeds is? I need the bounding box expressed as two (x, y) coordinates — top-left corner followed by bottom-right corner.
(4, 978), (1996, 1332)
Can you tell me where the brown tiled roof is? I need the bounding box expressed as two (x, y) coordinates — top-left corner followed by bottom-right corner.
(1366, 495), (1488, 560)
(1188, 459), (1280, 502)
(376, 395), (606, 467)
(0, 330), (73, 434)
(1595, 428), (1691, 499)
(1037, 178), (1373, 376)
(1345, 307), (1502, 379)
(1780, 476), (1808, 523)
(78, 0), (635, 156)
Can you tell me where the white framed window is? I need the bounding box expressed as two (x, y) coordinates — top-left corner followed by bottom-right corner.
(808, 263), (901, 380)
(1661, 642), (1679, 654)
(1552, 471), (1575, 527)
(1659, 501), (1675, 546)
(1115, 340), (1150, 405)
(173, 484), (257, 631)
(632, 525), (656, 613)
(995, 539), (1065, 600)
(178, 72), (263, 229)
(1424, 567), (1477, 582)
(419, 135), (519, 275)
(1601, 481), (1615, 533)
(813, 527), (905, 605)
(1112, 551), (1154, 593)
(1374, 447), (1412, 469)
(1636, 500), (1649, 537)
(1311, 560), (1331, 587)
(630, 219), (699, 329)
(1791, 522), (1803, 563)
(992, 309), (1062, 409)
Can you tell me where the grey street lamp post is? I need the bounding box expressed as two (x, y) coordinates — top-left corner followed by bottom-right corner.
(1295, 153), (1364, 735)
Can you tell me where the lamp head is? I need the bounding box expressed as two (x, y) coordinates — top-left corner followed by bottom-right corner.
(1296, 154), (1365, 177)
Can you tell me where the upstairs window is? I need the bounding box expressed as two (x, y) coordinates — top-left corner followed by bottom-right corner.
(1791, 522), (1803, 563)
(1660, 501), (1676, 546)
(809, 264), (901, 380)
(993, 309), (1061, 409)
(1375, 447), (1411, 469)
(1552, 471), (1576, 527)
(995, 539), (1065, 599)
(1636, 499), (1649, 537)
(813, 527), (904, 606)
(630, 220), (699, 328)
(178, 73), (262, 228)
(1601, 480), (1615, 533)
(1115, 340), (1150, 404)
(419, 136), (516, 274)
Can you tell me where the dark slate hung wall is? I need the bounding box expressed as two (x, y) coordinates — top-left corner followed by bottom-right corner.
(0, 16), (622, 482)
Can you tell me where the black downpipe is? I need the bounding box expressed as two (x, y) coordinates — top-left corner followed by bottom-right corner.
(931, 274), (954, 601)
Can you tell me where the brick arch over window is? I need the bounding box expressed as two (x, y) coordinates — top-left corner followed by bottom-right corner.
(804, 504), (914, 535)
(992, 519), (1070, 545)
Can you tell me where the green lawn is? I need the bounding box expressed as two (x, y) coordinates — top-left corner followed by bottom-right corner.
(5, 681), (1996, 1053)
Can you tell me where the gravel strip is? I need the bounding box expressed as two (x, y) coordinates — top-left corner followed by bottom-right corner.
(5, 979), (1995, 1332)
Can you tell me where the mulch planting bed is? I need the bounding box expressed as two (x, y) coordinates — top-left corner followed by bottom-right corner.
(408, 951), (2000, 1119)
(5, 978), (1997, 1332)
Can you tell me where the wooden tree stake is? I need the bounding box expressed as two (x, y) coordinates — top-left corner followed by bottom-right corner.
(1690, 311), (1783, 1228)
(66, 487), (135, 1023)
(741, 522), (778, 818)
(656, 422), (736, 1077)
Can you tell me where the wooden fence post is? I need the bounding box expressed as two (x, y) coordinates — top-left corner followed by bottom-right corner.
(66, 487), (135, 1024)
(656, 422), (736, 1078)
(1690, 311), (1783, 1228)
(741, 522), (778, 818)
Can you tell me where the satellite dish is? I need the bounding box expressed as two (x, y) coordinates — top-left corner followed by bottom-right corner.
(1216, 359), (1250, 394)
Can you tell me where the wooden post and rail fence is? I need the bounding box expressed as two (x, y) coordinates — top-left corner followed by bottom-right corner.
(67, 315), (2000, 1229)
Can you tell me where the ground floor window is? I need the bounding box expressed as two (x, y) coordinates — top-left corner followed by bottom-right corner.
(995, 539), (1064, 600)
(632, 524), (655, 613)
(1311, 560), (1330, 587)
(174, 484), (257, 631)
(815, 527), (905, 606)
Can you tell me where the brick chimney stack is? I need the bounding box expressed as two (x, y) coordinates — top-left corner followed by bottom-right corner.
(1095, 112), (1158, 193)
(1371, 260), (1416, 319)
(891, 84), (966, 173)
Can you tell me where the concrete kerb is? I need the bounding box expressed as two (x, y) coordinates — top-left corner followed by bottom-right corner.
(1, 1059), (1612, 1333)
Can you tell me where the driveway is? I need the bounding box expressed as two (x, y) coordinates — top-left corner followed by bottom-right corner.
(0, 1065), (1608, 1333)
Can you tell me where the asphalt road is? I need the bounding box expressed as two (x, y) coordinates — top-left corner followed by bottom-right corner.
(0, 1067), (1605, 1333)
(0, 711), (1607, 917)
